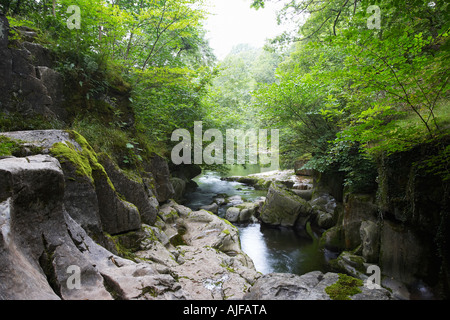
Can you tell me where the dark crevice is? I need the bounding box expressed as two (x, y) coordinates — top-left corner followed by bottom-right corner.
(100, 273), (126, 300)
(38, 234), (62, 298)
(67, 224), (89, 253)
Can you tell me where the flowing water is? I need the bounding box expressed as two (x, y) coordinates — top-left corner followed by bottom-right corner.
(184, 166), (331, 276)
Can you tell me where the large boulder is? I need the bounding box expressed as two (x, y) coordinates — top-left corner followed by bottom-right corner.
(143, 154), (175, 203)
(260, 183), (313, 228)
(243, 271), (393, 300)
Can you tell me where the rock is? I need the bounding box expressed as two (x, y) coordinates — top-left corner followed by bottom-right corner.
(360, 220), (380, 263)
(313, 170), (345, 202)
(226, 195), (243, 206)
(260, 183), (313, 228)
(213, 197), (226, 206)
(135, 205), (261, 300)
(200, 203), (219, 214)
(170, 177), (187, 202)
(310, 193), (337, 215)
(35, 66), (67, 120)
(22, 41), (54, 68)
(291, 189), (313, 201)
(100, 153), (159, 226)
(329, 251), (368, 280)
(319, 225), (345, 251)
(143, 154), (175, 203)
(244, 271), (393, 300)
(294, 160), (314, 176)
(225, 207), (241, 223)
(0, 155), (187, 300)
(317, 211), (334, 229)
(225, 202), (259, 223)
(223, 169), (304, 191)
(0, 18), (67, 121)
(0, 130), (142, 237)
(171, 208), (260, 299)
(343, 193), (378, 250)
(379, 220), (434, 285)
(0, 14), (9, 48)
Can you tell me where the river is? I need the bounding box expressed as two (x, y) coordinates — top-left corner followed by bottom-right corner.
(184, 167), (333, 276)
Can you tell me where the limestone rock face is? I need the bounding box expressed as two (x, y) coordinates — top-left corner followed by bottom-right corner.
(0, 153), (261, 300)
(99, 154), (159, 226)
(0, 155), (186, 300)
(243, 271), (393, 300)
(0, 14), (66, 121)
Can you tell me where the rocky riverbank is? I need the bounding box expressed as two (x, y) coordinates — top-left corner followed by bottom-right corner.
(1, 130), (395, 300)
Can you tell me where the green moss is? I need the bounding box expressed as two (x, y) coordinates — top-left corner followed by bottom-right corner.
(50, 130), (115, 190)
(105, 233), (138, 262)
(170, 233), (187, 247)
(0, 112), (63, 132)
(0, 136), (44, 157)
(255, 178), (272, 189)
(51, 141), (93, 181)
(325, 274), (363, 300)
(0, 136), (21, 156)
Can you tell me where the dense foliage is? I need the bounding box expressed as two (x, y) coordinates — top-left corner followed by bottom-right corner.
(248, 0), (449, 191)
(1, 0), (449, 189)
(2, 0), (216, 165)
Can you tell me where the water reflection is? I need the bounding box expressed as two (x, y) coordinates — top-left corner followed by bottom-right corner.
(238, 224), (327, 275)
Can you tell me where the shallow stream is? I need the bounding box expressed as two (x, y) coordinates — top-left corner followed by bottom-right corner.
(184, 167), (331, 276)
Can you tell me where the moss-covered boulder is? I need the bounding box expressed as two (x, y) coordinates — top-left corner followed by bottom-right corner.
(243, 271), (393, 300)
(319, 225), (346, 251)
(0, 130), (142, 237)
(260, 182), (313, 228)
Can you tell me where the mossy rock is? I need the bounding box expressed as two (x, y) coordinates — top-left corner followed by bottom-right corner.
(0, 136), (23, 157)
(0, 135), (44, 157)
(50, 130), (115, 190)
(325, 273), (363, 300)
